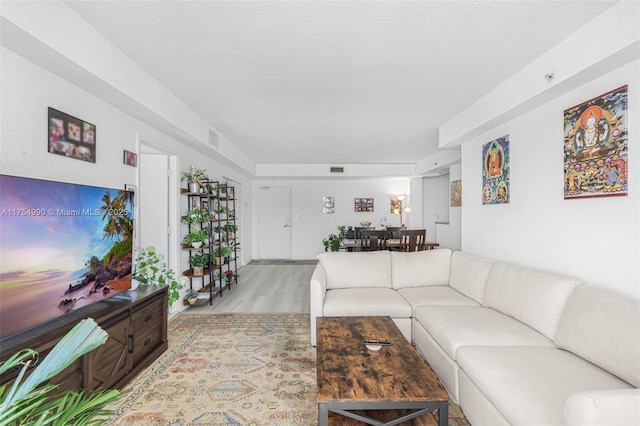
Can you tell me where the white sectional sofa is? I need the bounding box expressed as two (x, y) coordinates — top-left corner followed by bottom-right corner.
(310, 249), (640, 425)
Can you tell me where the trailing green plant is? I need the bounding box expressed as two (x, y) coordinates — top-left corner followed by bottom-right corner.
(0, 318), (122, 425)
(133, 246), (186, 307)
(181, 208), (211, 224)
(323, 225), (347, 252)
(189, 252), (209, 268)
(182, 229), (209, 246)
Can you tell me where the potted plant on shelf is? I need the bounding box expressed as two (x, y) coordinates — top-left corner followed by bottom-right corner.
(224, 269), (234, 286)
(182, 228), (208, 249)
(189, 252), (209, 276)
(228, 240), (240, 260)
(212, 225), (225, 242)
(213, 269), (223, 285)
(182, 207), (211, 224)
(181, 165), (207, 193)
(184, 288), (200, 305)
(223, 223), (237, 240)
(214, 206), (230, 220)
(212, 245), (233, 267)
(218, 181), (228, 198)
(133, 246), (187, 307)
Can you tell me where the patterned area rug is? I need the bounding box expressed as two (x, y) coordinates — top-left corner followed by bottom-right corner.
(104, 313), (469, 425)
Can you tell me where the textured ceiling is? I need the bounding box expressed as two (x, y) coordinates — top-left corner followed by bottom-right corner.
(64, 1), (614, 166)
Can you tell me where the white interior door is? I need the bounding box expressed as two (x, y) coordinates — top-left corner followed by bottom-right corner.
(257, 187), (291, 259)
(139, 152), (169, 260)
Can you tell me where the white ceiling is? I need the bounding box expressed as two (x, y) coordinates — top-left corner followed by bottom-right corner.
(64, 0), (614, 166)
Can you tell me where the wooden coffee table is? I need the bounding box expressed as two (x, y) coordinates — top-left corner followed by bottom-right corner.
(316, 316), (449, 426)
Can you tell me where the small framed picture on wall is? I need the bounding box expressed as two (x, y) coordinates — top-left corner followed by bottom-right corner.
(48, 107), (96, 163)
(354, 198), (374, 212)
(123, 150), (137, 167)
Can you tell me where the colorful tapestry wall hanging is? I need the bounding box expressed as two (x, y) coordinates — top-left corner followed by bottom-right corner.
(564, 85), (628, 199)
(451, 180), (462, 207)
(482, 135), (510, 205)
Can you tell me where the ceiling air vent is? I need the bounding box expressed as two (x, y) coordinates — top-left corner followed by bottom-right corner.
(330, 166), (344, 173)
(208, 129), (219, 148)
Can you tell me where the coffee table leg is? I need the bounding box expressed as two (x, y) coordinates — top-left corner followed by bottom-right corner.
(439, 401), (448, 426)
(318, 404), (329, 426)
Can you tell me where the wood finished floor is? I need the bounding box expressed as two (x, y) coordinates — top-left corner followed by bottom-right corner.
(186, 263), (316, 313)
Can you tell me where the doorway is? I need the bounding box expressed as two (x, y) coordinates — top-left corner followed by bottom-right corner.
(257, 187), (291, 259)
(139, 149), (169, 260)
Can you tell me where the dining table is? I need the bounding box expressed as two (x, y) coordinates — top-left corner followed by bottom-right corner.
(342, 238), (439, 251)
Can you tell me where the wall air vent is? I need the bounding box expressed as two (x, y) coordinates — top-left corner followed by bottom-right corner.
(330, 166), (344, 173)
(208, 129), (219, 148)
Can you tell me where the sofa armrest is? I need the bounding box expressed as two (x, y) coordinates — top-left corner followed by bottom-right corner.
(310, 264), (327, 346)
(564, 389), (640, 426)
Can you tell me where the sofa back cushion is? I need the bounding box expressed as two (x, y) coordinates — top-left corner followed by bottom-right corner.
(555, 285), (640, 387)
(483, 262), (582, 339)
(318, 251), (392, 289)
(391, 249), (452, 289)
(449, 251), (493, 303)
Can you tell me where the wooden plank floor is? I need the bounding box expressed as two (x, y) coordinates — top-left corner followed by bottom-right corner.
(186, 263), (316, 313)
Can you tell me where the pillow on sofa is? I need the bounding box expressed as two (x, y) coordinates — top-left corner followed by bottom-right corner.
(318, 251), (391, 289)
(483, 262), (582, 340)
(448, 251), (493, 304)
(555, 285), (640, 388)
(391, 249), (452, 289)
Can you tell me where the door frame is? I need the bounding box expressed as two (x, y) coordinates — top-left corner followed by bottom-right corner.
(256, 186), (292, 259)
(136, 134), (180, 279)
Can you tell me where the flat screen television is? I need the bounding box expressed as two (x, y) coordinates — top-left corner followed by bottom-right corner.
(0, 174), (134, 339)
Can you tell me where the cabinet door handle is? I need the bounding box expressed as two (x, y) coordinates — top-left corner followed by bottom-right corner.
(145, 314), (152, 322)
(129, 335), (134, 353)
(144, 337), (151, 346)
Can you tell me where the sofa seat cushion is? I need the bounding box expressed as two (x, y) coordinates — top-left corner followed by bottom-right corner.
(397, 286), (479, 315)
(414, 305), (554, 360)
(390, 249), (452, 289)
(323, 288), (413, 318)
(318, 251), (392, 289)
(457, 346), (633, 426)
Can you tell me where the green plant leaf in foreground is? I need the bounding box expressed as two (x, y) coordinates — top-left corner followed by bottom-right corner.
(0, 318), (121, 425)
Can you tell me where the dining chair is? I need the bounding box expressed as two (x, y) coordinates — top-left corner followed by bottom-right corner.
(385, 226), (405, 239)
(360, 230), (388, 251)
(399, 229), (426, 252)
(385, 226), (405, 251)
(354, 226), (374, 239)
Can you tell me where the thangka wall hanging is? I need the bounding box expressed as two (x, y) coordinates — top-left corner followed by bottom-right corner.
(564, 85), (628, 199)
(482, 135), (510, 205)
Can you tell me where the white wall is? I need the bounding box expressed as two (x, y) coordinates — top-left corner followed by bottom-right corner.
(461, 60), (639, 300)
(252, 178), (411, 259)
